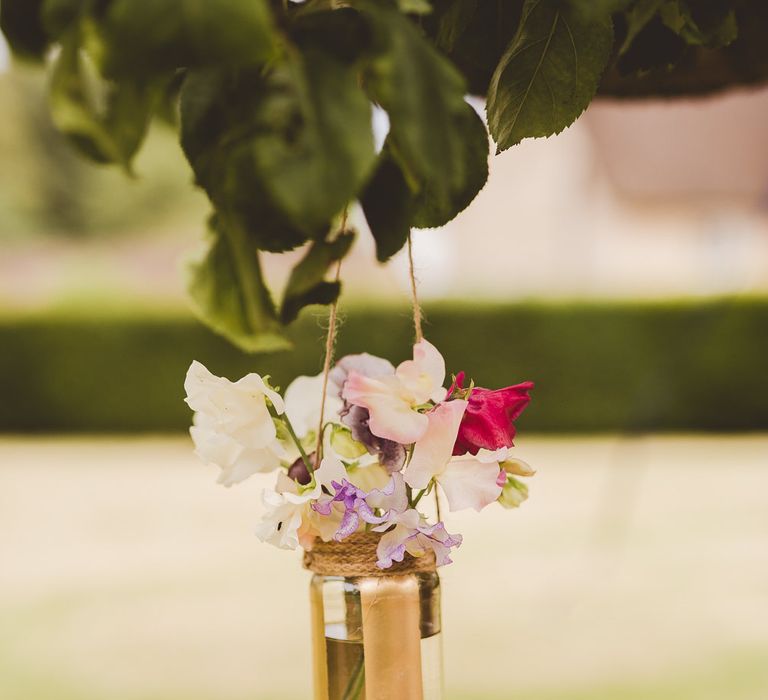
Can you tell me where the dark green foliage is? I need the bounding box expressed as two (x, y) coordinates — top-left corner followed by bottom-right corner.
(426, 0), (524, 95)
(359, 0), (489, 229)
(280, 231), (355, 323)
(3, 0), (768, 352)
(49, 33), (156, 171)
(97, 0), (277, 79)
(361, 148), (414, 262)
(0, 0), (49, 59)
(186, 214), (290, 353)
(2, 299), (767, 433)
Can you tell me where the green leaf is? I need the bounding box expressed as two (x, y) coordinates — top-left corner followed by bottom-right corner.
(359, 0), (489, 229)
(487, 0), (613, 151)
(409, 102), (488, 228)
(98, 0), (278, 80)
(48, 32), (155, 171)
(425, 0), (523, 95)
(0, 0), (49, 60)
(180, 68), (314, 253)
(187, 214), (290, 353)
(181, 46), (375, 244)
(620, 0), (664, 54)
(280, 230), (355, 323)
(290, 6), (374, 63)
(360, 147), (414, 262)
(254, 48), (375, 233)
(433, 0), (478, 52)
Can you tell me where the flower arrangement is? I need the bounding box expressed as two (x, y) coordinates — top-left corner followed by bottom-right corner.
(184, 339), (533, 570)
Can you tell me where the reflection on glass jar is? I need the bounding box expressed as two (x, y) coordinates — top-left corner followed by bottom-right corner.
(310, 572), (442, 700)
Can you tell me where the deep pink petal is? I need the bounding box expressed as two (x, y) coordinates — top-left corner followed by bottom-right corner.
(453, 381), (534, 455)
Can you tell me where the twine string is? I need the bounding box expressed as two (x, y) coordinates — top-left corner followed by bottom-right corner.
(406, 231), (442, 522)
(313, 209), (348, 469)
(303, 532), (436, 576)
(407, 233), (423, 343)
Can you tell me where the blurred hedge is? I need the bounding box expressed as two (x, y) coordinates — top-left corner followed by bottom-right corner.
(1, 298), (767, 433)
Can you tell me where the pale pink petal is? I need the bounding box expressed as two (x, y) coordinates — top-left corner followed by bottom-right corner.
(366, 472), (409, 514)
(396, 339), (446, 404)
(342, 371), (428, 443)
(439, 454), (504, 512)
(329, 352), (395, 394)
(405, 400), (468, 489)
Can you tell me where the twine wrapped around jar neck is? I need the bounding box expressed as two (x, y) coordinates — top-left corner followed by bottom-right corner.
(303, 531), (436, 577)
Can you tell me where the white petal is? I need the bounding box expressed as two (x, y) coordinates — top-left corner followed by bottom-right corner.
(396, 339), (446, 405)
(216, 443), (284, 487)
(184, 361), (222, 413)
(254, 492), (304, 550)
(405, 400), (467, 489)
(284, 373), (342, 438)
(439, 455), (504, 512)
(190, 424), (241, 470)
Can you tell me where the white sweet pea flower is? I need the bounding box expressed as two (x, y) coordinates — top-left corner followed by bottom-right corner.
(254, 453), (347, 550)
(284, 373), (344, 439)
(184, 360), (286, 486)
(406, 400), (504, 512)
(342, 339), (446, 444)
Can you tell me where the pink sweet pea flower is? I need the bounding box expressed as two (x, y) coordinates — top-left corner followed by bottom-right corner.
(451, 372), (534, 456)
(406, 400), (504, 512)
(342, 339), (446, 444)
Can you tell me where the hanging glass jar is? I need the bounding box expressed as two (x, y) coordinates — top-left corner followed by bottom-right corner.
(305, 532), (443, 700)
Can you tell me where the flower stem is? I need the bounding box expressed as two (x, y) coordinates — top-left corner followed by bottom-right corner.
(281, 415), (314, 476)
(411, 487), (427, 508)
(342, 653), (365, 700)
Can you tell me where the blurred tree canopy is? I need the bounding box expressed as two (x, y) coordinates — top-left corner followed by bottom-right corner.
(2, 0), (767, 351)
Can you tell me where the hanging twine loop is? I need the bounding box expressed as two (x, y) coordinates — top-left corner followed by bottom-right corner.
(302, 226), (443, 572)
(303, 532), (436, 577)
(407, 232), (443, 522)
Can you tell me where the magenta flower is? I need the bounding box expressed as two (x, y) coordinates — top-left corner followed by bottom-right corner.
(451, 372), (533, 456)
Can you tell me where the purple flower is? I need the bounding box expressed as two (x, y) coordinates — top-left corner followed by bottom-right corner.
(311, 474), (409, 542)
(373, 509), (463, 569)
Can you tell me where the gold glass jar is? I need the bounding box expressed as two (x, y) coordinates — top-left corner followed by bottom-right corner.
(305, 535), (443, 700)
